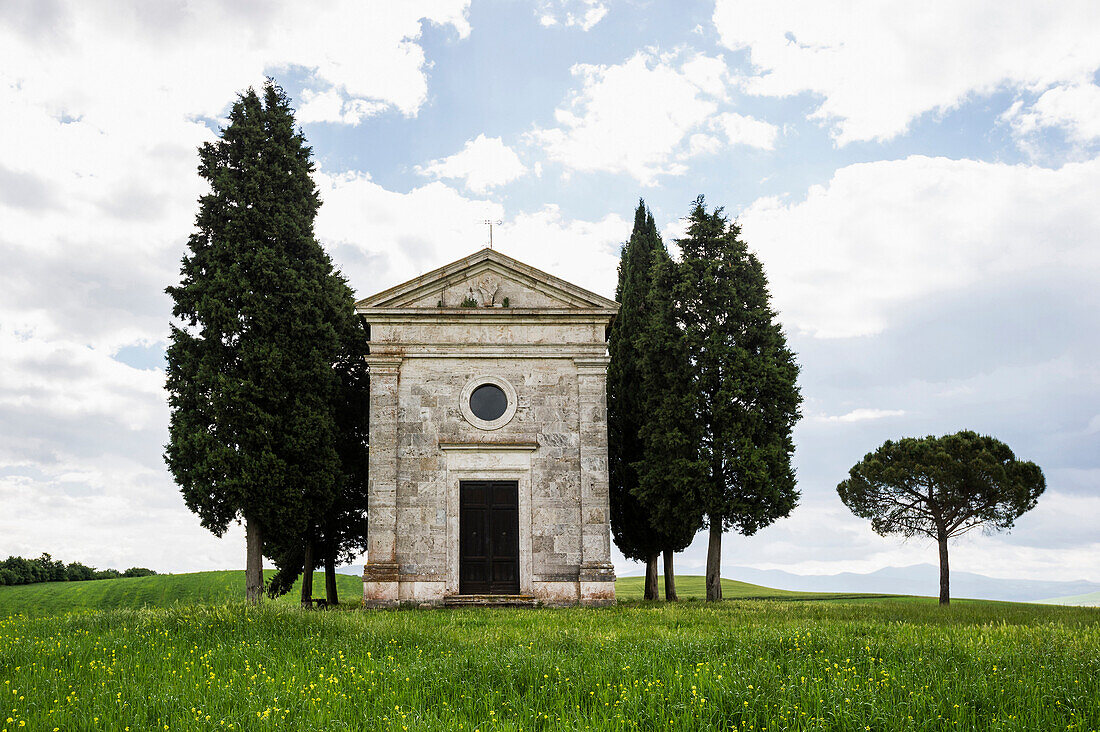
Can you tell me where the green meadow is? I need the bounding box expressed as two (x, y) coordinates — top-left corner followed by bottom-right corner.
(1, 573), (1097, 731)
(0, 571), (363, 618)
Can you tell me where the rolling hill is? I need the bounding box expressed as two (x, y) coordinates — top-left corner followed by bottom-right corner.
(0, 570), (898, 616)
(1038, 590), (1100, 607)
(0, 570), (363, 617)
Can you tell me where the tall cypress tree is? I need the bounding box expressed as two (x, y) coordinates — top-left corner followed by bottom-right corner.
(609, 201), (704, 600)
(165, 80), (344, 604)
(633, 218), (705, 601)
(263, 288), (370, 607)
(608, 202), (663, 599)
(318, 304), (371, 605)
(674, 196), (802, 602)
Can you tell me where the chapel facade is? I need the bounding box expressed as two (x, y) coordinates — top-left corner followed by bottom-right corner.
(357, 248), (618, 606)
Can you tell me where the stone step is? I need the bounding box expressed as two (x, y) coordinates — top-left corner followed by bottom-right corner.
(443, 594), (540, 607)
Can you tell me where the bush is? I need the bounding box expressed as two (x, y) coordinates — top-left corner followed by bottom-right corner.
(66, 562), (98, 582)
(35, 553), (67, 582)
(94, 569), (122, 580)
(123, 567), (157, 578)
(1, 556), (37, 585)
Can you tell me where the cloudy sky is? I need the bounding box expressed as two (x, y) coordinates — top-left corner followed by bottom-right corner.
(2, 0), (1098, 583)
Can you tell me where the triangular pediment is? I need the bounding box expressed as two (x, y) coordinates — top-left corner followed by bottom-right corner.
(356, 248), (618, 311)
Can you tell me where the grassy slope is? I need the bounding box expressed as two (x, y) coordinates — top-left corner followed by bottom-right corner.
(614, 574), (893, 601)
(0, 572), (895, 617)
(1039, 590), (1100, 607)
(0, 570), (363, 617)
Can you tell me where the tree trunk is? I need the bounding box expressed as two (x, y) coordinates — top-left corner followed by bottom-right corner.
(663, 549), (678, 601)
(325, 554), (339, 606)
(643, 553), (659, 601)
(938, 535), (950, 606)
(300, 541), (315, 608)
(245, 516), (264, 605)
(706, 520), (723, 602)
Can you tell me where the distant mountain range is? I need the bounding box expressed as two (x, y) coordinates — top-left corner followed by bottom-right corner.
(720, 564), (1100, 604)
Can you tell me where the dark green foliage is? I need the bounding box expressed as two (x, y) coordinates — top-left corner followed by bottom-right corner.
(165, 80), (351, 599)
(122, 567), (157, 578)
(608, 202), (662, 565)
(673, 197), (802, 599)
(0, 554), (134, 585)
(608, 202), (703, 576)
(838, 431), (1046, 539)
(460, 295), (478, 307)
(265, 274), (370, 602)
(318, 312), (371, 572)
(838, 431), (1045, 604)
(66, 562), (98, 582)
(37, 553), (67, 582)
(633, 231), (706, 552)
(0, 556), (51, 585)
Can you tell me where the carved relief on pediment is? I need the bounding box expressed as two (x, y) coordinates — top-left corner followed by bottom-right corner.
(471, 273), (501, 306)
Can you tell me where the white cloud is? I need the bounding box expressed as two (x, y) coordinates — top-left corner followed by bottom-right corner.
(0, 1), (475, 573)
(739, 156), (1100, 337)
(713, 112), (778, 149)
(815, 408), (906, 423)
(0, 0), (473, 350)
(1002, 82), (1100, 145)
(497, 205), (626, 298)
(537, 1), (609, 31)
(315, 174), (626, 301)
(417, 135), (528, 193)
(0, 2), (471, 131)
(713, 0), (1100, 144)
(530, 51), (731, 184)
(297, 89), (389, 126)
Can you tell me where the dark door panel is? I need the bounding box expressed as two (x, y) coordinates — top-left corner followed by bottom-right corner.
(460, 480), (520, 595)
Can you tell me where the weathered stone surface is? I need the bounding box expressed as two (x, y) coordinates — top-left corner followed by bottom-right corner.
(357, 248), (617, 607)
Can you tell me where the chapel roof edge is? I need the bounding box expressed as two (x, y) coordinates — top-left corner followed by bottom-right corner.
(355, 247), (619, 312)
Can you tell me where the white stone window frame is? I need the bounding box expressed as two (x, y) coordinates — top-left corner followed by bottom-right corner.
(460, 375), (518, 430)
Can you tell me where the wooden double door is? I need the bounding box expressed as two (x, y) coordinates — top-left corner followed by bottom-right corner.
(459, 480), (520, 595)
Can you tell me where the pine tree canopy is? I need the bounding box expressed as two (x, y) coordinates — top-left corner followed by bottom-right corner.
(837, 430), (1046, 541)
(674, 196), (802, 536)
(164, 81), (349, 552)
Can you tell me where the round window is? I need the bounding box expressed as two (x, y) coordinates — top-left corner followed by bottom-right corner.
(460, 376), (517, 430)
(469, 383), (507, 421)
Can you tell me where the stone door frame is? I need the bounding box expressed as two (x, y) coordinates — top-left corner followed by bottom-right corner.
(441, 444), (536, 596)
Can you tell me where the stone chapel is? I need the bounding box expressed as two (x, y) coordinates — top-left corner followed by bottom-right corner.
(357, 248), (618, 606)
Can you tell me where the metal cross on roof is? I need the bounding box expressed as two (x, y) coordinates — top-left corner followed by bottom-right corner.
(483, 219), (502, 249)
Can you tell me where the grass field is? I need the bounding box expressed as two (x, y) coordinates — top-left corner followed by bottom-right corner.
(2, 598), (1097, 731)
(1039, 590), (1100, 607)
(1, 573), (1098, 730)
(0, 572), (886, 617)
(614, 575), (896, 602)
(0, 571), (363, 617)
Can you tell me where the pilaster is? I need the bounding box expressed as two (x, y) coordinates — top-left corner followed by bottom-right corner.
(575, 356), (616, 605)
(363, 355), (402, 607)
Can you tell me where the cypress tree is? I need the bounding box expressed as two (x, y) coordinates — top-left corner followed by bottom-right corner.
(609, 201), (704, 600)
(318, 302), (371, 605)
(263, 276), (370, 607)
(674, 196), (802, 602)
(633, 223), (705, 601)
(608, 202), (663, 599)
(165, 80), (345, 604)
